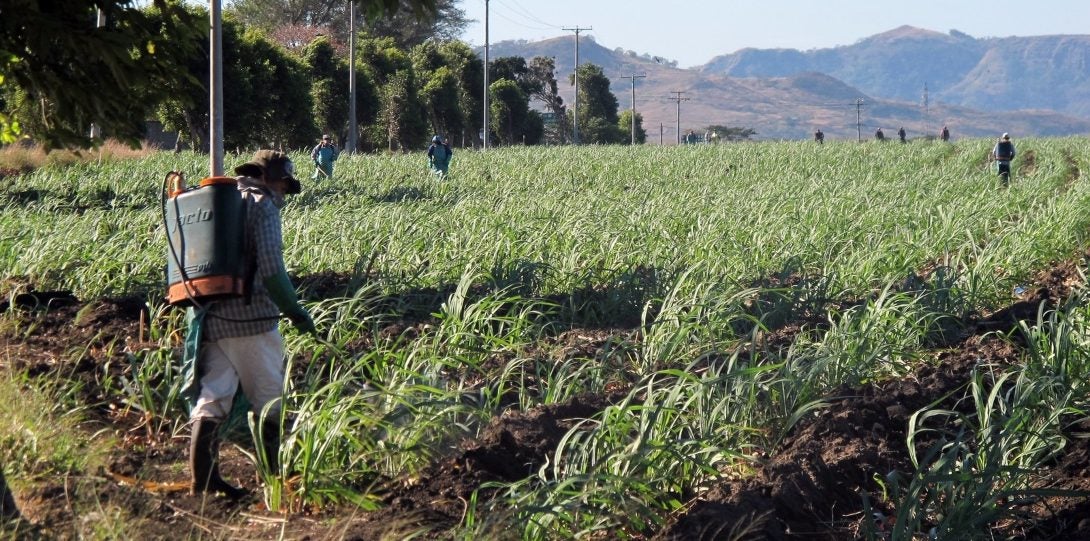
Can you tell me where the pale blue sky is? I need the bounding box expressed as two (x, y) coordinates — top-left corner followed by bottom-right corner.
(459, 0), (1090, 68)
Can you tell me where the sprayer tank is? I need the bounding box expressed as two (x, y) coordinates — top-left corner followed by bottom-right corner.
(165, 177), (246, 306)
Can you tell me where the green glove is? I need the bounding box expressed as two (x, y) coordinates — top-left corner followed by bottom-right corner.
(263, 271), (316, 334)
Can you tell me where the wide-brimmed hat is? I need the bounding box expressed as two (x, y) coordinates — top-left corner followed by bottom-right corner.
(234, 150), (301, 194)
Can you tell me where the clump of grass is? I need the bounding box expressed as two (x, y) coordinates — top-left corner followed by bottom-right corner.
(0, 141), (45, 172)
(0, 139), (156, 172)
(0, 372), (112, 482)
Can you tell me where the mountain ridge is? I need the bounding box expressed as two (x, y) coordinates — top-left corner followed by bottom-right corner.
(481, 27), (1090, 141)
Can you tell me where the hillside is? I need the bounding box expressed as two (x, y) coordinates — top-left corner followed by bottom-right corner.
(482, 32), (1090, 142)
(702, 26), (1090, 120)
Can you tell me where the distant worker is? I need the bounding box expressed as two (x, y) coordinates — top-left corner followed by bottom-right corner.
(875, 127), (885, 141)
(427, 135), (453, 178)
(709, 131), (720, 144)
(992, 133), (1016, 184)
(814, 128), (824, 144)
(897, 126), (907, 143)
(684, 130), (697, 145)
(310, 134), (338, 180)
(940, 125), (950, 142)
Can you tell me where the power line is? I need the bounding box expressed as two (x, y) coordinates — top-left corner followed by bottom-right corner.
(497, 0), (562, 29)
(489, 4), (557, 31)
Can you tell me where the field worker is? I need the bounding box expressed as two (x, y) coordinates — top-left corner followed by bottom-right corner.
(874, 127), (885, 141)
(814, 128), (824, 144)
(992, 133), (1016, 184)
(310, 134), (338, 180)
(427, 135), (453, 178)
(940, 125), (950, 142)
(184, 150), (315, 499)
(897, 126), (907, 143)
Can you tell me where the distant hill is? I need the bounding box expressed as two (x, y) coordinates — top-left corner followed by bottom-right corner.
(481, 29), (1090, 142)
(702, 26), (1090, 120)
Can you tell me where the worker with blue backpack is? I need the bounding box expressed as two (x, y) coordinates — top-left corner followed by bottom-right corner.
(427, 135), (452, 178)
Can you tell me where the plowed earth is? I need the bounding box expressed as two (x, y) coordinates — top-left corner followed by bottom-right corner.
(2, 259), (1089, 540)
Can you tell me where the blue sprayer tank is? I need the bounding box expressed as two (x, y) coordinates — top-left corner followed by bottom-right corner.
(165, 173), (247, 306)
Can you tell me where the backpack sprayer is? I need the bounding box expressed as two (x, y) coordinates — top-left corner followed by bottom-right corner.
(163, 171), (249, 307)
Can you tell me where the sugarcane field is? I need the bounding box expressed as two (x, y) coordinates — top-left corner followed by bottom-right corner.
(2, 139), (1089, 539)
(6, 0), (1090, 538)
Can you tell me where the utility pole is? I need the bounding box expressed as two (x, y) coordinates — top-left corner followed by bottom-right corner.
(89, 9), (105, 140)
(670, 91), (689, 145)
(855, 98), (865, 143)
(563, 26), (591, 145)
(347, 1), (356, 154)
(922, 82), (930, 137)
(483, 0), (490, 149)
(659, 123), (663, 145)
(620, 74), (646, 144)
(210, 0), (224, 176)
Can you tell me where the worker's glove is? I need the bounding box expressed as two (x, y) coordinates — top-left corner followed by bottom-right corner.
(263, 270), (316, 334)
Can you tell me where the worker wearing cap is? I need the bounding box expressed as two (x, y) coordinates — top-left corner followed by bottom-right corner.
(310, 134), (338, 180)
(992, 133), (1016, 184)
(185, 150), (315, 499)
(427, 134), (452, 178)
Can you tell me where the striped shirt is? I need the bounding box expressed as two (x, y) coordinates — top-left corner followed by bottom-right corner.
(203, 178), (287, 341)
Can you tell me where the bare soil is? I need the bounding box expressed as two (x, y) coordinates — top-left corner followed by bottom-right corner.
(1, 259), (1089, 540)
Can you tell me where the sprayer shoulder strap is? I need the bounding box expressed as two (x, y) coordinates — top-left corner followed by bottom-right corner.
(240, 193), (258, 304)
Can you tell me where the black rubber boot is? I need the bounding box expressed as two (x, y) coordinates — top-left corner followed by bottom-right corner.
(0, 467), (19, 521)
(259, 420), (281, 474)
(189, 418), (248, 499)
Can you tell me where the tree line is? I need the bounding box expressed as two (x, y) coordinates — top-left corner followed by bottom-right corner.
(1, 1), (645, 151)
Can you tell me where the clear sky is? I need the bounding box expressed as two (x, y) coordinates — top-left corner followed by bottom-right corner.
(458, 0), (1090, 68)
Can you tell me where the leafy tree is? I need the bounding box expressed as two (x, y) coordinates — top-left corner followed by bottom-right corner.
(490, 56), (543, 99)
(227, 0), (460, 50)
(705, 125), (757, 141)
(155, 10), (314, 151)
(358, 35), (426, 151)
(411, 41), (464, 140)
(489, 79), (544, 146)
(304, 36), (349, 138)
(419, 66), (463, 139)
(1, 0), (203, 148)
(569, 63), (623, 144)
(362, 0), (467, 49)
(436, 41), (482, 147)
(527, 56), (568, 145)
(237, 28), (316, 149)
(617, 110), (647, 144)
(374, 69), (427, 151)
